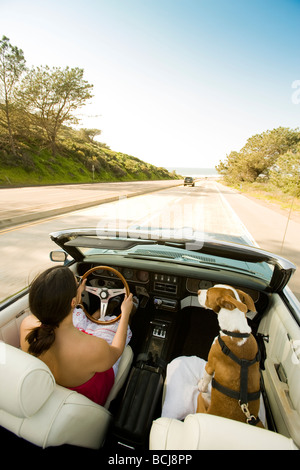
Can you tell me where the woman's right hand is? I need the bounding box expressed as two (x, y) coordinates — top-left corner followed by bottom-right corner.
(121, 293), (133, 319)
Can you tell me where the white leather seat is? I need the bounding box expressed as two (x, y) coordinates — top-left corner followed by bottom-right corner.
(150, 413), (298, 450)
(0, 343), (133, 449)
(104, 345), (133, 409)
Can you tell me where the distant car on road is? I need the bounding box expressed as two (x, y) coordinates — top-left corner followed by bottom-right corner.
(184, 176), (195, 187)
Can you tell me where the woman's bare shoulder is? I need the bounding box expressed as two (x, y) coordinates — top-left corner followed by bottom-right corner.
(21, 313), (40, 330)
(72, 329), (116, 372)
(75, 328), (109, 352)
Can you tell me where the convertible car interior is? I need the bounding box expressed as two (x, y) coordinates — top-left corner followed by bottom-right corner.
(0, 228), (299, 451)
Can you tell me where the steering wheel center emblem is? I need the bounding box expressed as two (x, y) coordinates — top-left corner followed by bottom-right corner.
(100, 289), (109, 299)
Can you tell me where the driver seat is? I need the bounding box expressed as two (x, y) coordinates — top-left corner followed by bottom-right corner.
(0, 343), (133, 449)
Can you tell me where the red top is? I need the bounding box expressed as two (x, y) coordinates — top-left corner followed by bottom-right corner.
(69, 326), (115, 405)
(68, 368), (115, 406)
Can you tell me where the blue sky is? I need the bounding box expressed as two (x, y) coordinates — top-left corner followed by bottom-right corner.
(1, 0), (300, 168)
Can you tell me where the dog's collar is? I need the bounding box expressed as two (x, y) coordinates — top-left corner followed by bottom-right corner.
(221, 329), (250, 338)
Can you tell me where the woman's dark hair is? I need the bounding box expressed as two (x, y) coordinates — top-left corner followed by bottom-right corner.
(26, 266), (77, 356)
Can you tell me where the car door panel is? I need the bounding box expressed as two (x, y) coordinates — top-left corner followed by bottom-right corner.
(258, 293), (300, 446)
(0, 295), (29, 347)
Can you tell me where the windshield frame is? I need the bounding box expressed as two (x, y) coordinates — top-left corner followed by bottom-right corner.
(50, 228), (296, 293)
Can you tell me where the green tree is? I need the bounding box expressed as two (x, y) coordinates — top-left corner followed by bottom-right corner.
(18, 66), (93, 155)
(79, 128), (101, 143)
(216, 151), (242, 183)
(241, 127), (300, 181)
(0, 35), (26, 156)
(270, 146), (300, 197)
(216, 127), (300, 183)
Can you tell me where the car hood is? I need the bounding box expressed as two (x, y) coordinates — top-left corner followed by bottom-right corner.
(50, 228), (296, 294)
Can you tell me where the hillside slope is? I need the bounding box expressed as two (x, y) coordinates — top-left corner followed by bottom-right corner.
(0, 127), (179, 186)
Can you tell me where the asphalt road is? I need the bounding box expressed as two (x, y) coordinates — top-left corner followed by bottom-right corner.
(216, 182), (300, 300)
(0, 179), (299, 302)
(0, 180), (181, 229)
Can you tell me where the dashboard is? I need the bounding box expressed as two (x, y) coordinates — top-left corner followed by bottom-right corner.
(78, 262), (213, 299)
(77, 262), (260, 309)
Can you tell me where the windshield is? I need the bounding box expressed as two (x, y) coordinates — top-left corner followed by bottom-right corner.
(51, 228), (296, 292)
(68, 239), (275, 284)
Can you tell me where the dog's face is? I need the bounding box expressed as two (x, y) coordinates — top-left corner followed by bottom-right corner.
(198, 284), (256, 315)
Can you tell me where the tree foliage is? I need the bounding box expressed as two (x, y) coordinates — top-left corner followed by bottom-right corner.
(79, 128), (101, 143)
(0, 36), (177, 184)
(269, 145), (300, 197)
(0, 35), (26, 155)
(216, 127), (300, 195)
(0, 36), (95, 160)
(17, 66), (93, 155)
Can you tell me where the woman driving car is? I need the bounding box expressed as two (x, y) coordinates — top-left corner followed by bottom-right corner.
(20, 265), (133, 406)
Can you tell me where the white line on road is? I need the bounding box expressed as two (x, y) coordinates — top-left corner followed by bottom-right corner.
(214, 183), (259, 247)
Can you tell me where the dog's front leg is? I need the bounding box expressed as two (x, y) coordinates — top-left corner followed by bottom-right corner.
(198, 369), (213, 392)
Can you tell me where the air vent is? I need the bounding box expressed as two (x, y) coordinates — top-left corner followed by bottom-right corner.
(154, 282), (177, 294)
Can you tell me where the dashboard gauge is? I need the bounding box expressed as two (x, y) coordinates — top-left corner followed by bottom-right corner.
(198, 280), (213, 289)
(123, 268), (134, 280)
(108, 267), (117, 277)
(186, 278), (214, 293)
(95, 268), (104, 275)
(137, 270), (149, 282)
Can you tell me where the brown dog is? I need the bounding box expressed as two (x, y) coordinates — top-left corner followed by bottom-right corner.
(197, 284), (263, 427)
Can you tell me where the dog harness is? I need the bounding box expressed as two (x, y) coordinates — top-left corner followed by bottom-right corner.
(212, 330), (261, 425)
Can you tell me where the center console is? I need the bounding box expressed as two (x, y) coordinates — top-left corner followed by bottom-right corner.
(111, 302), (178, 449)
(112, 366), (163, 449)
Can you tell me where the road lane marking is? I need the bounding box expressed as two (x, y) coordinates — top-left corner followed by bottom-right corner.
(214, 183), (259, 247)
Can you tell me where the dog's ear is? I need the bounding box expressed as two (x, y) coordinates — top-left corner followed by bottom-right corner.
(217, 295), (248, 313)
(236, 290), (257, 313)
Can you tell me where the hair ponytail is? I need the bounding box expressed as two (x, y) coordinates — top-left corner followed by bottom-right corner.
(27, 266), (77, 356)
(26, 324), (57, 357)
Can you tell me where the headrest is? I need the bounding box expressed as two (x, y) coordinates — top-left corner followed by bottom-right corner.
(0, 343), (55, 418)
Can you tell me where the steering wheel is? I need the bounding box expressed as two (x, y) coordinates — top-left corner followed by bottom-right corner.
(81, 265), (130, 325)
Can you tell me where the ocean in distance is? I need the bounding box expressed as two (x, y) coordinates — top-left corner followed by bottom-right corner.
(166, 167), (219, 177)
